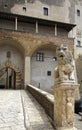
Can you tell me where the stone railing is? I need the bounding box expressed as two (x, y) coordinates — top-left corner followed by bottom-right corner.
(26, 84), (54, 120)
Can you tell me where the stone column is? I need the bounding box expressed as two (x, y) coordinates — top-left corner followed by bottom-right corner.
(24, 56), (31, 88)
(55, 24), (57, 36)
(53, 83), (79, 130)
(15, 17), (18, 31)
(36, 20), (38, 33)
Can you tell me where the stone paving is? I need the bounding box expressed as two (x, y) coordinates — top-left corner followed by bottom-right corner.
(0, 90), (26, 130)
(21, 90), (54, 130)
(74, 113), (82, 130)
(0, 90), (82, 130)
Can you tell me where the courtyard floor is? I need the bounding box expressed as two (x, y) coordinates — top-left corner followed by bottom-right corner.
(0, 90), (81, 130)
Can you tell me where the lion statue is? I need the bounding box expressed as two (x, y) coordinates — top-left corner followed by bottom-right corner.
(54, 44), (77, 83)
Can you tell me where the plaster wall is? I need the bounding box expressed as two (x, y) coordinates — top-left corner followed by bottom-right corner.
(0, 45), (24, 71)
(0, 0), (75, 24)
(31, 49), (57, 92)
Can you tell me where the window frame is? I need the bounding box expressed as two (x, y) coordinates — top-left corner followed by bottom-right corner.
(36, 52), (44, 61)
(23, 7), (27, 12)
(43, 7), (48, 16)
(77, 9), (80, 16)
(76, 40), (81, 47)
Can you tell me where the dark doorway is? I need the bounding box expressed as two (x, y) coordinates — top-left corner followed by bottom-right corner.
(0, 67), (16, 89)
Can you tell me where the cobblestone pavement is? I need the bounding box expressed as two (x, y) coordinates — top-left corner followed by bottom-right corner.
(0, 90), (26, 130)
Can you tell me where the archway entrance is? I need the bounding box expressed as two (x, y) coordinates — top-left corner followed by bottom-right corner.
(0, 40), (25, 89)
(0, 67), (16, 89)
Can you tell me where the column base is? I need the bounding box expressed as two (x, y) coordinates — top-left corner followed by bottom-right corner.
(56, 127), (77, 130)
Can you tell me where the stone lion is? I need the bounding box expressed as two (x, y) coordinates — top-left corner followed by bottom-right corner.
(54, 44), (76, 83)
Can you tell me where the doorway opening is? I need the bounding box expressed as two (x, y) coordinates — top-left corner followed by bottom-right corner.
(0, 67), (16, 89)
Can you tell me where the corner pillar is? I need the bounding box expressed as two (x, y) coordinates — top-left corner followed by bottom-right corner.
(53, 83), (79, 130)
(24, 56), (31, 88)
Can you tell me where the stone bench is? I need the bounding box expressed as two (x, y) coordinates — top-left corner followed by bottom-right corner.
(79, 112), (82, 120)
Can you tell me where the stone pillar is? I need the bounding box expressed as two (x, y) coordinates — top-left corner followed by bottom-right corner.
(55, 24), (57, 36)
(36, 20), (38, 33)
(53, 83), (79, 130)
(15, 17), (18, 31)
(24, 56), (31, 88)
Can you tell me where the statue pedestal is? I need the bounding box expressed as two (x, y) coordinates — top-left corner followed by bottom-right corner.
(53, 83), (79, 130)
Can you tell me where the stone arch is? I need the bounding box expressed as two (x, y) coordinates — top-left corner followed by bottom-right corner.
(30, 42), (57, 57)
(0, 60), (20, 72)
(0, 38), (25, 56)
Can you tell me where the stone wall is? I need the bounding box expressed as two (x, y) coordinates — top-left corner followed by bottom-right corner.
(27, 84), (54, 120)
(0, 29), (74, 57)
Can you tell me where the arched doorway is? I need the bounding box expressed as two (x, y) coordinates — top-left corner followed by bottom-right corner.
(0, 40), (24, 89)
(0, 67), (16, 89)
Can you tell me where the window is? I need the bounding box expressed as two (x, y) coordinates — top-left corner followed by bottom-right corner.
(77, 9), (80, 16)
(4, 4), (8, 8)
(7, 51), (11, 58)
(77, 40), (81, 46)
(43, 7), (48, 16)
(47, 71), (51, 76)
(23, 7), (26, 12)
(36, 52), (44, 61)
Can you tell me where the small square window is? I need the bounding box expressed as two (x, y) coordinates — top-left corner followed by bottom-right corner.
(23, 7), (26, 12)
(4, 4), (8, 8)
(77, 40), (81, 46)
(36, 52), (44, 61)
(77, 9), (80, 16)
(43, 7), (48, 16)
(47, 71), (51, 76)
(7, 51), (11, 58)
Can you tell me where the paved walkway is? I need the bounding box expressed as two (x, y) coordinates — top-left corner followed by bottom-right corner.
(74, 113), (82, 130)
(0, 90), (26, 130)
(0, 90), (82, 130)
(0, 90), (54, 130)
